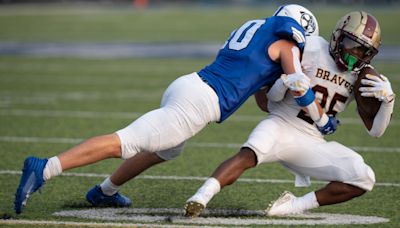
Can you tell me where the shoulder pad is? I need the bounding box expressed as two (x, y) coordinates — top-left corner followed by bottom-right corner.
(304, 36), (326, 52)
(273, 16), (306, 51)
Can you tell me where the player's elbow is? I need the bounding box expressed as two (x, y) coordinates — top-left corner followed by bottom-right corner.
(368, 131), (382, 138)
(367, 128), (385, 138)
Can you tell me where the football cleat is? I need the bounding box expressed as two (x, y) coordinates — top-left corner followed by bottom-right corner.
(265, 191), (300, 216)
(86, 185), (132, 207)
(14, 156), (48, 214)
(184, 201), (205, 218)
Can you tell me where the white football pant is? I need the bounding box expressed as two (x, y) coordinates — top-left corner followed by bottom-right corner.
(116, 73), (220, 160)
(243, 115), (375, 191)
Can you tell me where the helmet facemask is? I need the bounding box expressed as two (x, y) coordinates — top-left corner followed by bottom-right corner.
(334, 31), (378, 72)
(329, 11), (381, 73)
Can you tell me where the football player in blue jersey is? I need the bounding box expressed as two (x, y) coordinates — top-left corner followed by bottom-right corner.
(14, 4), (336, 214)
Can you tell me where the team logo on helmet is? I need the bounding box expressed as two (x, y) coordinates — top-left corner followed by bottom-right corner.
(300, 11), (316, 35)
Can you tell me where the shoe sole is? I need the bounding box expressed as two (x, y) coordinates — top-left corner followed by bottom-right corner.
(184, 201), (205, 218)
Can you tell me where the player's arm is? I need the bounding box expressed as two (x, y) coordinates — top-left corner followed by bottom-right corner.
(269, 39), (337, 135)
(266, 75), (287, 102)
(254, 86), (270, 112)
(359, 74), (395, 137)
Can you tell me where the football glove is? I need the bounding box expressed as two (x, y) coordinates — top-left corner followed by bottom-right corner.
(316, 115), (339, 135)
(281, 72), (311, 97)
(359, 74), (395, 103)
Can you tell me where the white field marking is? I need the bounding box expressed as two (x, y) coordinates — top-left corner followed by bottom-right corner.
(0, 61), (191, 73)
(0, 135), (400, 153)
(1, 108), (399, 125)
(52, 208), (389, 225)
(0, 90), (163, 104)
(0, 109), (142, 119)
(0, 219), (219, 228)
(0, 8), (137, 17)
(1, 169), (399, 187)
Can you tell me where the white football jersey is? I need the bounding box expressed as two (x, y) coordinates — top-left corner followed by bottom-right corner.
(268, 36), (357, 137)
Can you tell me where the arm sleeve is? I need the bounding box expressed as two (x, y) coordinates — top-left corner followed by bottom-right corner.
(367, 100), (394, 138)
(267, 77), (287, 102)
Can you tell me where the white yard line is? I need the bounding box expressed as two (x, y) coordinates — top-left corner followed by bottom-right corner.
(0, 108), (398, 125)
(0, 109), (142, 119)
(0, 219), (217, 228)
(52, 208), (389, 225)
(0, 209), (391, 226)
(0, 169), (399, 187)
(0, 135), (399, 153)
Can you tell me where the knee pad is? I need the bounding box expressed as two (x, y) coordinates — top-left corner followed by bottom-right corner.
(155, 142), (185, 161)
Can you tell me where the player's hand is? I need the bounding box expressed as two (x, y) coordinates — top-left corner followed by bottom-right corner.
(316, 115), (339, 135)
(281, 72), (310, 97)
(359, 74), (395, 103)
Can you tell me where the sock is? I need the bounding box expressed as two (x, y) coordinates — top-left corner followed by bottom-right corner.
(100, 177), (121, 196)
(188, 177), (221, 206)
(293, 191), (320, 212)
(43, 156), (62, 181)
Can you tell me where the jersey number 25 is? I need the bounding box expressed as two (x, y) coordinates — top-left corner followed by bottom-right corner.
(298, 85), (348, 124)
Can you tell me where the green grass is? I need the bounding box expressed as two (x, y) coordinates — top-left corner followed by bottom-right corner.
(0, 57), (399, 227)
(0, 4), (399, 228)
(0, 5), (399, 44)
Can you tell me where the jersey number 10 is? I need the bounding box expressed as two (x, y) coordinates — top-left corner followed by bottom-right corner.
(223, 20), (265, 51)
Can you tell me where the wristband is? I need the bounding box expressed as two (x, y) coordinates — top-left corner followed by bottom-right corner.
(295, 88), (315, 107)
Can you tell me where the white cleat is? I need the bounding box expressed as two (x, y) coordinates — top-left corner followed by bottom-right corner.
(265, 191), (300, 216)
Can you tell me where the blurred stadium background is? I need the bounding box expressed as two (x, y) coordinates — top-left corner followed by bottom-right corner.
(0, 0), (399, 5)
(0, 0), (399, 227)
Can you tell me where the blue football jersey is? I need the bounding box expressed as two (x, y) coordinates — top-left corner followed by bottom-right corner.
(198, 16), (306, 122)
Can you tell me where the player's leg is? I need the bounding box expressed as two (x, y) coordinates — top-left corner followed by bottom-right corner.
(85, 73), (219, 207)
(185, 147), (257, 217)
(14, 133), (123, 214)
(15, 73), (220, 213)
(267, 140), (375, 216)
(212, 147), (257, 186)
(86, 152), (165, 207)
(59, 134), (122, 171)
(14, 106), (182, 214)
(185, 117), (284, 217)
(304, 142), (373, 207)
(86, 143), (184, 207)
(315, 181), (366, 206)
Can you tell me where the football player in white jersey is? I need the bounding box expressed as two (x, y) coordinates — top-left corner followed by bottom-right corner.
(185, 11), (395, 217)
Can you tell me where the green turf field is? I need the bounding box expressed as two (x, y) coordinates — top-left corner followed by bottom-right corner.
(0, 4), (399, 227)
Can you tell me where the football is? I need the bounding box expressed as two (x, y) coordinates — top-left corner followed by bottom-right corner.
(354, 66), (382, 130)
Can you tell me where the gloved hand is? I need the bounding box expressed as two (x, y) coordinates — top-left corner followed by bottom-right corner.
(281, 72), (311, 97)
(316, 115), (340, 135)
(359, 74), (395, 103)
